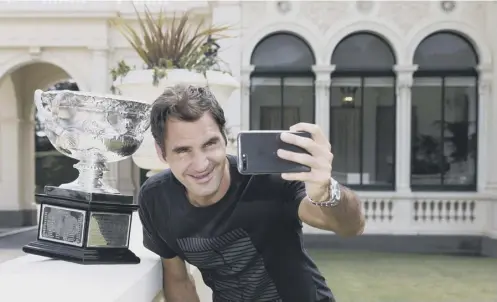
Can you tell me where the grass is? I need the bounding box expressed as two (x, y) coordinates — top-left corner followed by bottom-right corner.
(310, 250), (497, 302)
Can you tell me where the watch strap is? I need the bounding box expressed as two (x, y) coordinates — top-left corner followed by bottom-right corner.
(307, 177), (341, 207)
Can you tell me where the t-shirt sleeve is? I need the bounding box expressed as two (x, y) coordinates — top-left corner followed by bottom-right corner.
(138, 188), (177, 259)
(281, 179), (307, 227)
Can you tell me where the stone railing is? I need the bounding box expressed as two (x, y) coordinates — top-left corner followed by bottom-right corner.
(303, 192), (495, 236)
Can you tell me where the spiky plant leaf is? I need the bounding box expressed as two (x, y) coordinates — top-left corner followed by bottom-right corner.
(109, 2), (234, 85)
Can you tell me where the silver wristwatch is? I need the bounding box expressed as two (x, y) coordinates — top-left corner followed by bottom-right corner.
(307, 177), (341, 207)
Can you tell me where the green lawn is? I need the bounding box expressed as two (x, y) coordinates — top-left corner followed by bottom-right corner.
(310, 250), (497, 302)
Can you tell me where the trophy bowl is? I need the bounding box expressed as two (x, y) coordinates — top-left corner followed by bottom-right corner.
(34, 89), (152, 194)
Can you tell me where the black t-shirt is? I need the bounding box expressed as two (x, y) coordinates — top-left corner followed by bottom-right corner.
(138, 155), (335, 302)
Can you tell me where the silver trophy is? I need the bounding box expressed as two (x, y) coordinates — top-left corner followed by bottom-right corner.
(23, 89), (152, 265)
(34, 89), (151, 194)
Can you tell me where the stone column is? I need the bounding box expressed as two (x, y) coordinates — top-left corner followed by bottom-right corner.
(389, 65), (417, 233)
(240, 65), (254, 130)
(393, 65), (418, 193)
(478, 65), (494, 192)
(0, 117), (28, 227)
(89, 48), (109, 93)
(89, 47), (135, 196)
(312, 65), (335, 139)
(211, 1), (242, 131)
(0, 73), (37, 227)
(19, 117), (36, 221)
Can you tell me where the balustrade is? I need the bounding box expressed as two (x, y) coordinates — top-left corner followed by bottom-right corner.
(304, 194), (491, 236)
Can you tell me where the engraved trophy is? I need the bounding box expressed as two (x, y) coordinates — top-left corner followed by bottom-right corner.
(23, 89), (151, 264)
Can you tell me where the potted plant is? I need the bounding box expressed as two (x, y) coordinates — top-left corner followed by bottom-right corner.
(110, 4), (239, 175)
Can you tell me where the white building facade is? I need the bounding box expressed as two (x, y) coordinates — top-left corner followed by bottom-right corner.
(0, 1), (496, 255)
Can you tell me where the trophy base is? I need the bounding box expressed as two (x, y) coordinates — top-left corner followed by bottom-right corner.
(23, 186), (140, 265)
(44, 186), (134, 204)
(22, 240), (140, 265)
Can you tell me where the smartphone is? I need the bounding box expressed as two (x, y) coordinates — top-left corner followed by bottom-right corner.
(236, 130), (312, 175)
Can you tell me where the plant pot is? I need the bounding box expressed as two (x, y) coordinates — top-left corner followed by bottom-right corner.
(113, 69), (239, 175)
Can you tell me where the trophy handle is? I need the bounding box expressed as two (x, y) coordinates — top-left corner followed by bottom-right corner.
(34, 89), (65, 136)
(34, 89), (50, 123)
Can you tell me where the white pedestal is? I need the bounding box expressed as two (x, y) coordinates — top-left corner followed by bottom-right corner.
(0, 213), (162, 302)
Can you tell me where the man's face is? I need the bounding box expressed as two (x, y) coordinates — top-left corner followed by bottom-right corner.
(160, 112), (227, 201)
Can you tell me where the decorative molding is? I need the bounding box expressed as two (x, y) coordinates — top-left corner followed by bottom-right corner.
(393, 64), (419, 74)
(322, 19), (404, 65)
(0, 52), (90, 93)
(312, 64), (336, 75)
(356, 1), (375, 14)
(276, 1), (292, 14)
(88, 46), (109, 52)
(394, 65), (418, 94)
(314, 78), (331, 87)
(477, 64), (493, 77)
(240, 65), (255, 79)
(312, 65), (334, 97)
(0, 2), (210, 19)
(28, 46), (42, 59)
(478, 79), (492, 98)
(440, 1), (456, 13)
(477, 64), (493, 97)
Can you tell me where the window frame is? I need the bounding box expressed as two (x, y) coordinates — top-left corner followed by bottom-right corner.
(411, 31), (479, 192)
(249, 32), (316, 130)
(330, 33), (397, 191)
(250, 32), (316, 68)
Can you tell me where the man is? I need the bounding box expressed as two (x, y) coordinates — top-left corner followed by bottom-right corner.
(138, 85), (365, 302)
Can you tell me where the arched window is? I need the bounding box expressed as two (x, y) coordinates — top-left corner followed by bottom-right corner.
(330, 32), (396, 190)
(411, 31), (478, 191)
(250, 32), (315, 130)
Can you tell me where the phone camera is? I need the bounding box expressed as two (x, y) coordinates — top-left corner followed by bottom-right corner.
(242, 154), (247, 171)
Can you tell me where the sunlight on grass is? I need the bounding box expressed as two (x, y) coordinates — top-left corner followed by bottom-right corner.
(310, 250), (497, 302)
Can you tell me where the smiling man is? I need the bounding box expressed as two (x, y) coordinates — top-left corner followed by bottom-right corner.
(138, 85), (365, 302)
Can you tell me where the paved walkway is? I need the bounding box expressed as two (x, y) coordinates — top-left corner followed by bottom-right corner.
(0, 228), (37, 263)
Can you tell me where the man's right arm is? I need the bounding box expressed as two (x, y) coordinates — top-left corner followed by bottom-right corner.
(137, 187), (199, 301)
(161, 257), (199, 302)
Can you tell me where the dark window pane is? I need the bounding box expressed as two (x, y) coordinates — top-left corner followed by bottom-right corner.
(281, 78), (314, 127)
(332, 33), (396, 69)
(362, 78), (395, 186)
(331, 78), (362, 185)
(250, 77), (314, 130)
(36, 153), (78, 193)
(411, 78), (444, 186)
(330, 77), (395, 188)
(414, 32), (478, 69)
(442, 78), (477, 185)
(250, 78), (282, 130)
(410, 77), (477, 189)
(251, 33), (315, 67)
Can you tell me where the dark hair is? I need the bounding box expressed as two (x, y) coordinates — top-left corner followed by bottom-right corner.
(150, 84), (227, 157)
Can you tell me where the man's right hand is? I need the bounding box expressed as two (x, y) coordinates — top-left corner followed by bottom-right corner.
(161, 257), (200, 302)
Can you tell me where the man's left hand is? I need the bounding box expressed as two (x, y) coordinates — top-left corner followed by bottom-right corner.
(277, 123), (333, 202)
